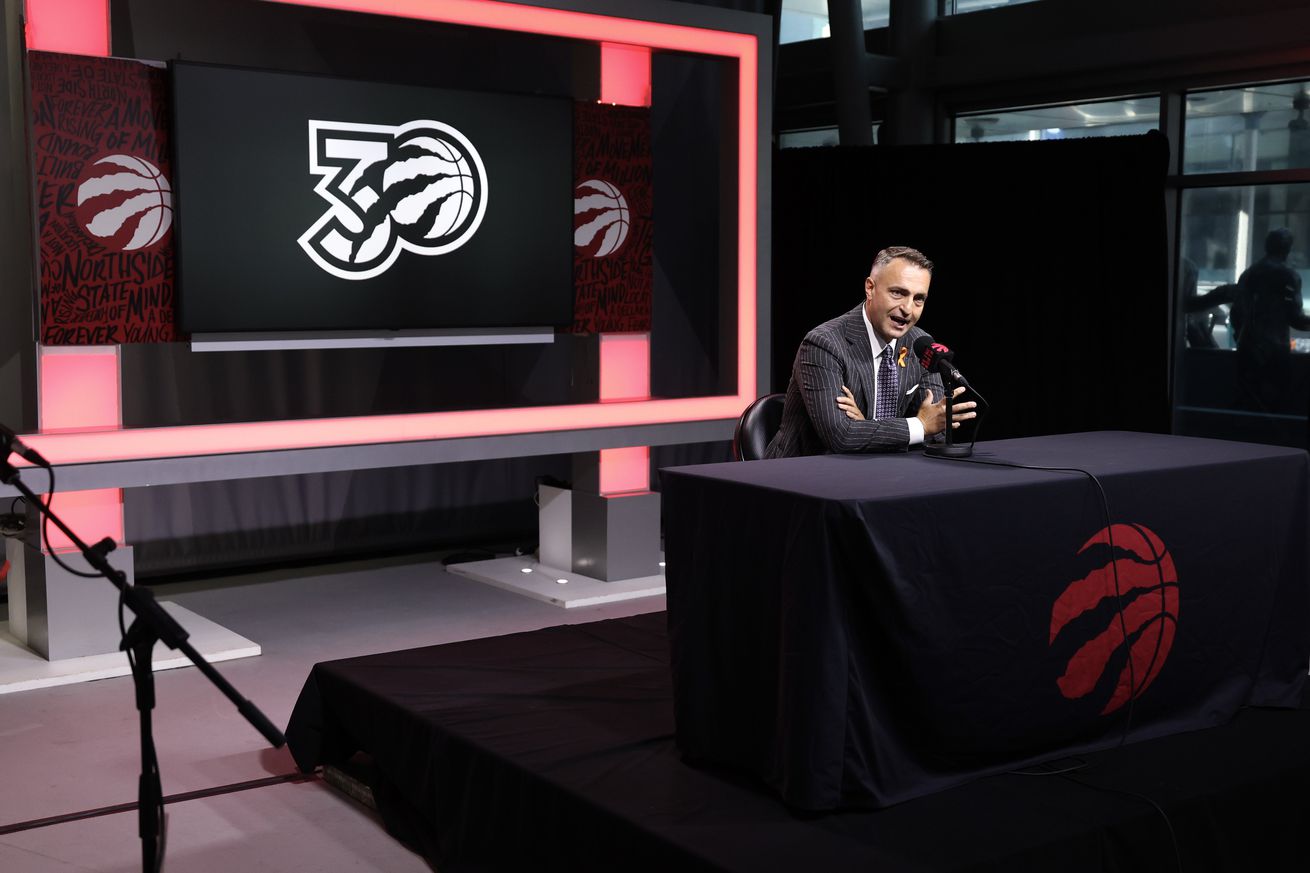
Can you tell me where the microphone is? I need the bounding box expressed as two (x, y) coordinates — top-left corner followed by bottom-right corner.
(912, 333), (971, 389)
(0, 423), (50, 467)
(913, 334), (977, 459)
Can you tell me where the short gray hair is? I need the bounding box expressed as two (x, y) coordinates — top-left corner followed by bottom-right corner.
(870, 246), (934, 277)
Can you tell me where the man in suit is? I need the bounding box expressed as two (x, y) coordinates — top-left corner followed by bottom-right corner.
(1230, 228), (1310, 412)
(1185, 228), (1310, 412)
(764, 246), (976, 458)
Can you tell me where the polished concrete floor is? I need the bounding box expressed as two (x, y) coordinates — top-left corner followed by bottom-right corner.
(0, 551), (664, 872)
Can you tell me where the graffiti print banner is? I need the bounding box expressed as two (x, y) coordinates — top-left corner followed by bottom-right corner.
(31, 52), (178, 344)
(572, 103), (652, 334)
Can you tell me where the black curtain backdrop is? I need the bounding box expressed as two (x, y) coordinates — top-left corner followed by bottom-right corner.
(772, 132), (1171, 441)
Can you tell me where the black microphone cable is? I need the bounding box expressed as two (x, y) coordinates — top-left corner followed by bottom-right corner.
(907, 338), (1144, 746)
(1059, 772), (1184, 873)
(36, 465), (106, 580)
(9, 451), (124, 583)
(0, 445), (105, 580)
(913, 333), (989, 452)
(24, 453), (169, 873)
(911, 337), (1178, 867)
(953, 380), (989, 453)
(1, 495), (25, 539)
(920, 452), (1142, 747)
(919, 449), (1179, 872)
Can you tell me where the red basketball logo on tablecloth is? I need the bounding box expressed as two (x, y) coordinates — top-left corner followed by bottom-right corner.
(1050, 523), (1179, 715)
(573, 179), (630, 257)
(74, 155), (173, 252)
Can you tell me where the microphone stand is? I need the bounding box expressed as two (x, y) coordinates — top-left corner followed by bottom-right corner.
(924, 371), (973, 459)
(0, 458), (285, 873)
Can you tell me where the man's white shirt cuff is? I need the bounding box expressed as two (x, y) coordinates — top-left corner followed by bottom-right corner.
(906, 417), (925, 446)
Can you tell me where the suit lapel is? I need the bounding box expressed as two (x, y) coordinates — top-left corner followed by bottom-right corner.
(842, 305), (877, 417)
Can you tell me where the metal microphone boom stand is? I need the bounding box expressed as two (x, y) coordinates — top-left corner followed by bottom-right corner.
(0, 457), (285, 873)
(923, 371), (973, 458)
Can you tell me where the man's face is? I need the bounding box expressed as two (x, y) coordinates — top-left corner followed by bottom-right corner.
(864, 258), (931, 344)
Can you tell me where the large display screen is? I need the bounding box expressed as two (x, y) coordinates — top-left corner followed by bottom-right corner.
(172, 62), (573, 332)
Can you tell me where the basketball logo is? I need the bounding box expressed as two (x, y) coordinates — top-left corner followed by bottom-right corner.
(388, 133), (477, 242)
(299, 119), (488, 280)
(73, 155), (173, 252)
(1050, 523), (1179, 715)
(573, 179), (629, 257)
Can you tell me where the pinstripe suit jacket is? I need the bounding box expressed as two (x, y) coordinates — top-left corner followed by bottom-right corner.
(764, 304), (944, 458)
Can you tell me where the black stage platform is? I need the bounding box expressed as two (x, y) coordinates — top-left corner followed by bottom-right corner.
(286, 612), (1310, 872)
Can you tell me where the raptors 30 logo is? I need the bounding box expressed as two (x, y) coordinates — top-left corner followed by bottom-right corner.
(299, 119), (488, 280)
(1050, 524), (1179, 715)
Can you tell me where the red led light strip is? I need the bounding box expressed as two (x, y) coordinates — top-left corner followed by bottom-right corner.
(21, 0), (759, 468)
(23, 0), (110, 56)
(37, 347), (124, 545)
(19, 396), (739, 465)
(594, 40), (653, 494)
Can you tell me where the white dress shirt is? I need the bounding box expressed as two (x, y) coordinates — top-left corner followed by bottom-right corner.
(861, 305), (925, 446)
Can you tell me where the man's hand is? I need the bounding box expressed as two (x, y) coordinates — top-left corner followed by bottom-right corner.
(836, 385), (865, 421)
(915, 386), (978, 436)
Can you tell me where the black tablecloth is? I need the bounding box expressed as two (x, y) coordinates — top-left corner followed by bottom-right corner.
(661, 431), (1310, 810)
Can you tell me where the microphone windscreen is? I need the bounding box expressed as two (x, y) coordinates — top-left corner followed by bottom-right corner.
(911, 333), (935, 359)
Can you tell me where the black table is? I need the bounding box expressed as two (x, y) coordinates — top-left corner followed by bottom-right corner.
(661, 431), (1310, 810)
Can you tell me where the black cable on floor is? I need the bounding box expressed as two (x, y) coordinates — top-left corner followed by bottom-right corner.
(1061, 772), (1185, 873)
(0, 771), (317, 837)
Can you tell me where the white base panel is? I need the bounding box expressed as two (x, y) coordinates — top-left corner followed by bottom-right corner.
(0, 602), (261, 695)
(448, 556), (665, 608)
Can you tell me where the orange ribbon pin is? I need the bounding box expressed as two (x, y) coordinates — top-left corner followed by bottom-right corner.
(897, 346), (909, 367)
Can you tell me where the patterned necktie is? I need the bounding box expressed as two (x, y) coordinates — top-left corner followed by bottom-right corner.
(875, 343), (898, 420)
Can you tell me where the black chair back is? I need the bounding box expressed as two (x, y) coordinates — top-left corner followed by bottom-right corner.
(732, 393), (786, 461)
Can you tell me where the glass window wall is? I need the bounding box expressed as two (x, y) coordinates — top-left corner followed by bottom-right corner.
(779, 0), (1046, 44)
(779, 124), (881, 148)
(955, 98), (1159, 143)
(780, 0), (1048, 43)
(1176, 81), (1310, 448)
(1179, 184), (1310, 352)
(946, 0), (1044, 13)
(1184, 82), (1310, 174)
(779, 1), (890, 45)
